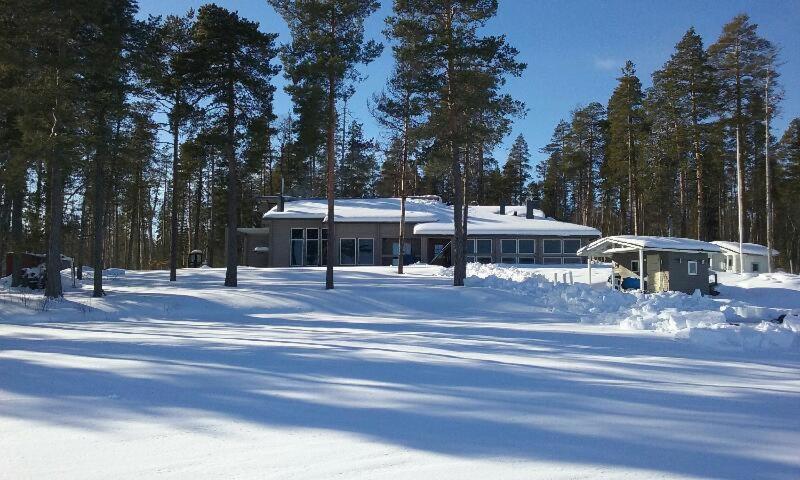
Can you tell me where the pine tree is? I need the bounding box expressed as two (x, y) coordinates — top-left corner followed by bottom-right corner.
(607, 61), (646, 235)
(709, 14), (777, 271)
(190, 4), (279, 287)
(337, 121), (378, 197)
(502, 134), (531, 204)
(140, 12), (201, 282)
(386, 0), (524, 286)
(271, 0), (382, 289)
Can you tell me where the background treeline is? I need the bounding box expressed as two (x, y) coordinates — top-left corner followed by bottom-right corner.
(0, 2), (797, 295)
(534, 16), (799, 273)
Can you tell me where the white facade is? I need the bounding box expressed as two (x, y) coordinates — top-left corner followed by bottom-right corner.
(709, 241), (778, 273)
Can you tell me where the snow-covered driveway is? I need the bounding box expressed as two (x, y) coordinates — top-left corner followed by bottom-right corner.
(1, 266), (799, 479)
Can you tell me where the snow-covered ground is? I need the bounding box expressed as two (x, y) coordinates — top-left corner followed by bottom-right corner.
(1, 265), (799, 479)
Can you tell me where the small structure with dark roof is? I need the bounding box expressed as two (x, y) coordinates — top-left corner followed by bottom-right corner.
(577, 236), (721, 295)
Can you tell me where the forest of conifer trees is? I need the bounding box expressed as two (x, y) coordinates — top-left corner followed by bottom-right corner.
(0, 2), (798, 296)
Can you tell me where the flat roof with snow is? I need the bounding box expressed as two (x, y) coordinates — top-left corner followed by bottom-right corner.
(263, 198), (600, 237)
(711, 241), (778, 256)
(578, 235), (722, 256)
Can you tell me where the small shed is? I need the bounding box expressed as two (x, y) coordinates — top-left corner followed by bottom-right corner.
(709, 241), (778, 273)
(577, 236), (721, 295)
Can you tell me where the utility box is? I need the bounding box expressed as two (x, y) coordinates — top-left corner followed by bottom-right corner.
(188, 250), (204, 268)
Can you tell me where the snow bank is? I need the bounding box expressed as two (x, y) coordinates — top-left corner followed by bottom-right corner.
(438, 263), (800, 351)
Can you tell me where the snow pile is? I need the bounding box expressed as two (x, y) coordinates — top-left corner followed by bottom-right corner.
(81, 267), (126, 279)
(440, 263), (800, 351)
(442, 263), (636, 315)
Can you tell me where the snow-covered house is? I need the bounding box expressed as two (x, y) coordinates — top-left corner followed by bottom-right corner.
(709, 241), (779, 273)
(249, 197), (600, 268)
(577, 236), (721, 294)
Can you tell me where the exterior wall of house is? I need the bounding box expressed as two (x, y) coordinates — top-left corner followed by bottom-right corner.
(662, 251), (710, 294)
(611, 251), (710, 294)
(709, 252), (768, 273)
(263, 216), (598, 268)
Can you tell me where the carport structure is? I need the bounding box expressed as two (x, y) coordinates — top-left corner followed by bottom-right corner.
(577, 236), (722, 294)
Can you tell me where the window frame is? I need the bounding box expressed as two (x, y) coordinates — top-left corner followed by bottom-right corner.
(475, 238), (492, 256)
(543, 238), (562, 255)
(631, 260), (640, 273)
(687, 260), (698, 276)
(357, 238), (374, 266)
(339, 238), (357, 266)
(518, 239), (536, 255)
(562, 238), (581, 255)
(290, 228), (305, 267)
(501, 239), (517, 255)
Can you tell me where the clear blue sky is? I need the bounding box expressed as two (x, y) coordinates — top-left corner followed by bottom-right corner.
(137, 0), (800, 174)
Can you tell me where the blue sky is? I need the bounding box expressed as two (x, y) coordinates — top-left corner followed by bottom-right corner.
(137, 0), (799, 172)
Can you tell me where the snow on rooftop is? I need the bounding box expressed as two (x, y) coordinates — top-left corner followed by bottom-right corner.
(578, 235), (722, 255)
(264, 197), (599, 236)
(413, 205), (601, 236)
(712, 241), (779, 256)
(263, 197), (449, 223)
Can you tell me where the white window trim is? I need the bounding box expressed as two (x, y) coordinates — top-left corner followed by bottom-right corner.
(543, 238), (563, 255)
(339, 238), (357, 265)
(357, 238), (375, 266)
(688, 260), (698, 276)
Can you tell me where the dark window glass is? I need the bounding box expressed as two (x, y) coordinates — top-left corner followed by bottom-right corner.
(500, 257), (516, 264)
(564, 257), (582, 264)
(542, 257), (562, 264)
(543, 239), (562, 254)
(291, 240), (304, 266)
(563, 239), (581, 254)
(466, 240), (476, 254)
(518, 257), (536, 265)
(291, 228), (304, 240)
(340, 239), (356, 265)
(358, 239), (374, 265)
(306, 240), (319, 266)
(501, 239), (517, 254)
(306, 228), (319, 240)
(322, 228), (328, 239)
(518, 239), (535, 254)
(476, 239), (492, 255)
(752, 262), (759, 272)
(477, 256), (492, 264)
(321, 240), (328, 266)
(466, 256), (477, 263)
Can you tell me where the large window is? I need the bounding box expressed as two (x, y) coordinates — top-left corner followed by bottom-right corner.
(358, 238), (374, 265)
(340, 238), (356, 265)
(382, 238), (414, 266)
(321, 228), (328, 266)
(543, 239), (562, 254)
(518, 240), (535, 255)
(305, 228), (320, 266)
(290, 228), (304, 266)
(499, 239), (536, 264)
(563, 239), (581, 254)
(466, 239), (492, 263)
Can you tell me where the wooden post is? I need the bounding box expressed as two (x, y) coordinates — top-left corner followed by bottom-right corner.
(638, 248), (645, 293)
(587, 255), (593, 286)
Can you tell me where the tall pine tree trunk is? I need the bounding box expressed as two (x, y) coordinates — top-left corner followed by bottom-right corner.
(224, 72), (238, 287)
(92, 131), (106, 297)
(325, 68), (336, 289)
(169, 101), (180, 282)
(45, 144), (64, 299)
(398, 101), (409, 275)
(764, 68), (773, 273)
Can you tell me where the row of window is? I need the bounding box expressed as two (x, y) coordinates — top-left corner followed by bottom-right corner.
(291, 230), (584, 266)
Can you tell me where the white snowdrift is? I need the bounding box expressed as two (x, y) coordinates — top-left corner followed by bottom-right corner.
(442, 263), (800, 351)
